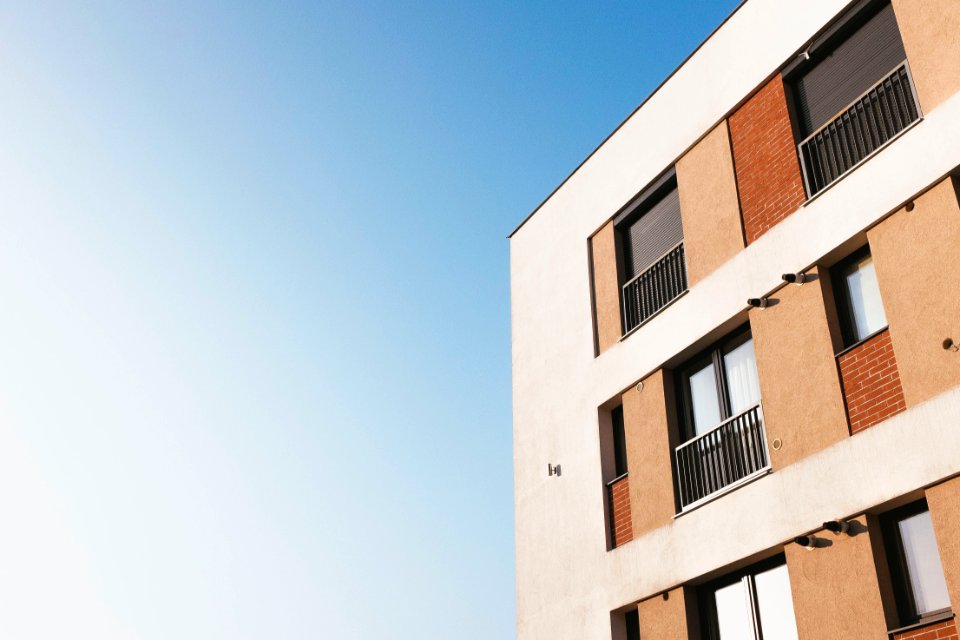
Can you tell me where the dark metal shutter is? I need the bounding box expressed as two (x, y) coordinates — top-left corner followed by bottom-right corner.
(619, 185), (683, 281)
(792, 2), (906, 136)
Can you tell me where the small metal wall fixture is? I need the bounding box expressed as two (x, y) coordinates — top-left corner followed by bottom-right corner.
(547, 463), (561, 477)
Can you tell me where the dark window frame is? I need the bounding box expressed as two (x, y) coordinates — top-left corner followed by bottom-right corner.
(830, 245), (888, 350)
(613, 168), (682, 283)
(676, 324), (754, 441)
(699, 554), (791, 640)
(612, 405), (628, 478)
(881, 500), (953, 627)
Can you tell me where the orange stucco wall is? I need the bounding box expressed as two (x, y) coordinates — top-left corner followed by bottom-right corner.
(591, 220), (623, 354)
(623, 370), (678, 536)
(750, 268), (849, 469)
(867, 177), (960, 407)
(676, 120), (745, 285)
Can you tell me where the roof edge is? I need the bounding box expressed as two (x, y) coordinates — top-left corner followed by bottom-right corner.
(507, 0), (749, 239)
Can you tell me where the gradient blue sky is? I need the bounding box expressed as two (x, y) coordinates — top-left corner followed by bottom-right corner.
(0, 2), (740, 638)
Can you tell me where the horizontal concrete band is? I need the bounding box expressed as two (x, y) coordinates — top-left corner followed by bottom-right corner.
(607, 385), (960, 605)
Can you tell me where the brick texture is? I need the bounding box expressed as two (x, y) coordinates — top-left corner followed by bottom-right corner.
(837, 329), (907, 435)
(728, 75), (807, 244)
(608, 475), (633, 548)
(892, 617), (959, 640)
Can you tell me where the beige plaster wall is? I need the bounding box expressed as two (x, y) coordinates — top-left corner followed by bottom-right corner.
(623, 370), (678, 537)
(749, 268), (849, 469)
(867, 177), (960, 407)
(892, 0), (960, 114)
(926, 476), (960, 611)
(785, 516), (890, 640)
(637, 587), (697, 640)
(676, 120), (745, 286)
(591, 220), (622, 353)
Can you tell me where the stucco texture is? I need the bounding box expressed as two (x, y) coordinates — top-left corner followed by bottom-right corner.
(591, 220), (622, 353)
(637, 587), (697, 640)
(749, 268), (849, 469)
(623, 370), (678, 537)
(892, 0), (960, 114)
(926, 476), (960, 612)
(867, 177), (960, 407)
(785, 516), (890, 640)
(676, 120), (745, 285)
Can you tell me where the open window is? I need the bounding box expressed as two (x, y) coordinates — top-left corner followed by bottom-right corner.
(615, 169), (687, 335)
(785, 0), (921, 196)
(700, 556), (799, 640)
(674, 326), (768, 510)
(881, 501), (952, 628)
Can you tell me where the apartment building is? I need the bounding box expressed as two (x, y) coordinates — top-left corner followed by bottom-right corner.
(509, 0), (960, 638)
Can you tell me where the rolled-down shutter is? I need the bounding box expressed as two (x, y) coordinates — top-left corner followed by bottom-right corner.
(617, 184), (683, 282)
(791, 2), (907, 136)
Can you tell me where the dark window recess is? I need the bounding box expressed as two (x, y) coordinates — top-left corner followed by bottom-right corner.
(615, 170), (687, 334)
(675, 327), (768, 509)
(787, 1), (921, 197)
(791, 2), (907, 136)
(882, 501), (952, 626)
(832, 246), (888, 348)
(625, 609), (640, 640)
(700, 556), (799, 640)
(612, 405), (628, 477)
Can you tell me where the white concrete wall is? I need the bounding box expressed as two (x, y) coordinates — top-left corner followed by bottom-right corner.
(510, 0), (960, 637)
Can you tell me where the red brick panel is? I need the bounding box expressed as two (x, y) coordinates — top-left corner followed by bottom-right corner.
(892, 617), (959, 639)
(609, 475), (633, 548)
(837, 329), (907, 435)
(728, 75), (807, 244)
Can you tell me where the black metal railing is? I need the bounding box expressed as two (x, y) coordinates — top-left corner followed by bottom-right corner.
(621, 242), (687, 335)
(675, 404), (768, 510)
(799, 61), (921, 198)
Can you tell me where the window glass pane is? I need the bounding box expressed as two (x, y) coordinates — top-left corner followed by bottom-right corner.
(723, 338), (761, 416)
(843, 254), (887, 342)
(713, 579), (754, 640)
(688, 361), (722, 436)
(754, 564), (799, 640)
(899, 511), (951, 615)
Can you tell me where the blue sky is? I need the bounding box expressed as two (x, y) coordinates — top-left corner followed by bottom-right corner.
(0, 2), (740, 638)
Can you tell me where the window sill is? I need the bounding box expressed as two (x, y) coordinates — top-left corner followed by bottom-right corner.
(887, 610), (954, 636)
(834, 325), (889, 358)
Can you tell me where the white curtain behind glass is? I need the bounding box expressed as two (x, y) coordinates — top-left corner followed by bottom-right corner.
(754, 564), (800, 640)
(690, 362), (722, 436)
(723, 338), (761, 416)
(845, 256), (887, 341)
(713, 580), (754, 640)
(899, 511), (951, 615)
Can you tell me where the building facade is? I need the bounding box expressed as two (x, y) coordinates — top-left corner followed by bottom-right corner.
(509, 0), (960, 638)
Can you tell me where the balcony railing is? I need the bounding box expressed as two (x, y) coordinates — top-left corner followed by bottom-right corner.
(621, 242), (687, 335)
(798, 61), (921, 198)
(675, 403), (769, 511)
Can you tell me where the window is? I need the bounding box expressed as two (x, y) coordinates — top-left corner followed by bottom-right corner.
(784, 1), (920, 196)
(678, 327), (762, 439)
(882, 501), (952, 626)
(615, 169), (687, 334)
(624, 609), (639, 640)
(832, 247), (888, 347)
(701, 556), (799, 640)
(612, 405), (627, 478)
(674, 327), (768, 509)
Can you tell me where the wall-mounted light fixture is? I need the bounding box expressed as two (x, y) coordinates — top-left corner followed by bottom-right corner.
(747, 297), (769, 309)
(943, 338), (959, 352)
(782, 273), (808, 285)
(794, 534), (819, 550)
(823, 520), (850, 535)
(548, 463), (561, 477)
